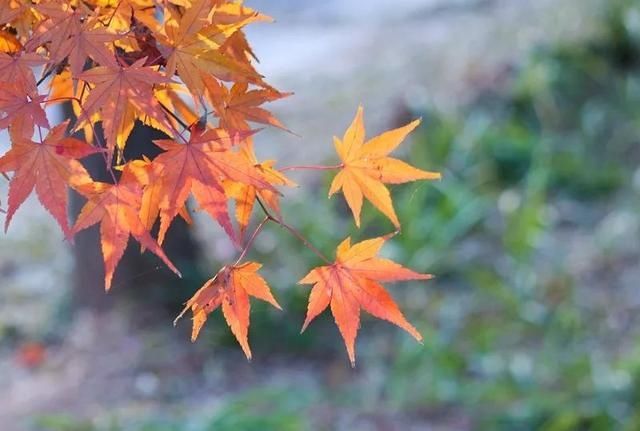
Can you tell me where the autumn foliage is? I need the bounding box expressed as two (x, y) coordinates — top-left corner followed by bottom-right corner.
(0, 0), (441, 365)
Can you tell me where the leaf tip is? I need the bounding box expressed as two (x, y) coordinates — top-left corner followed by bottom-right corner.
(300, 321), (309, 334)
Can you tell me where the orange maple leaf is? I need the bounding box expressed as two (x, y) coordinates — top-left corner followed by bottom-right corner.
(203, 75), (291, 132)
(0, 122), (96, 237)
(117, 157), (192, 236)
(223, 141), (295, 239)
(0, 29), (21, 54)
(0, 83), (49, 140)
(175, 261), (281, 359)
(27, 2), (87, 61)
(64, 20), (121, 76)
(75, 58), (172, 161)
(150, 0), (265, 94)
(27, 2), (120, 75)
(329, 106), (441, 227)
(0, 51), (46, 94)
(88, 0), (156, 35)
(72, 176), (181, 291)
(0, 1), (39, 40)
(299, 236), (432, 366)
(150, 127), (274, 245)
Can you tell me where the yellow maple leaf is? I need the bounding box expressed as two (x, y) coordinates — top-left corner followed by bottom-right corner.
(329, 106), (441, 227)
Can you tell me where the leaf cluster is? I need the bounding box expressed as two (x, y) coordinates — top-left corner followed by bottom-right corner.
(0, 0), (440, 364)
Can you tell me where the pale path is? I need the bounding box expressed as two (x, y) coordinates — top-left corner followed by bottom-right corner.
(245, 0), (603, 162)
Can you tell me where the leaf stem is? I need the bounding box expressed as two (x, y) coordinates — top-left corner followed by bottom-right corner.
(279, 163), (343, 172)
(274, 219), (332, 264)
(43, 96), (81, 104)
(78, 82), (120, 184)
(255, 197), (331, 264)
(234, 216), (269, 266)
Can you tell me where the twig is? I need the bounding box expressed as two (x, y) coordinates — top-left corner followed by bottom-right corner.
(159, 100), (190, 130)
(279, 163), (343, 172)
(255, 197), (331, 264)
(233, 216), (269, 266)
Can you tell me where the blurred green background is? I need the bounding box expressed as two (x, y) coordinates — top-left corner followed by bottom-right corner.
(3, 0), (640, 430)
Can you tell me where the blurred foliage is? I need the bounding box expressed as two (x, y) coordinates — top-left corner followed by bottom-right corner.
(386, 0), (640, 428)
(33, 386), (313, 431)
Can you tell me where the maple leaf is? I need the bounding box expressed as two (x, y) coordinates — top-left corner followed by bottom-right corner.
(65, 21), (121, 76)
(117, 157), (192, 236)
(329, 106), (441, 227)
(221, 30), (257, 64)
(27, 1), (120, 76)
(203, 75), (291, 132)
(75, 58), (172, 161)
(0, 122), (96, 237)
(46, 69), (74, 105)
(299, 236), (431, 365)
(0, 29), (22, 54)
(223, 141), (295, 239)
(0, 51), (46, 93)
(0, 1), (24, 26)
(0, 83), (49, 140)
(0, 1), (40, 39)
(72, 176), (181, 291)
(214, 3), (272, 64)
(150, 0), (266, 94)
(90, 0), (156, 35)
(175, 261), (281, 359)
(27, 2), (85, 58)
(213, 1), (273, 26)
(150, 127), (274, 245)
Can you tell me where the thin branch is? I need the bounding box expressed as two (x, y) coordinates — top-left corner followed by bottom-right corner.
(44, 96), (81, 104)
(36, 124), (44, 142)
(79, 81), (119, 183)
(233, 216), (269, 266)
(159, 100), (189, 130)
(279, 163), (343, 172)
(255, 195), (273, 218)
(36, 64), (58, 87)
(275, 219), (332, 264)
(255, 197), (331, 264)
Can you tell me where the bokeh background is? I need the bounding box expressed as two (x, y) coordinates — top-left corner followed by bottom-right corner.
(2, 0), (640, 429)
